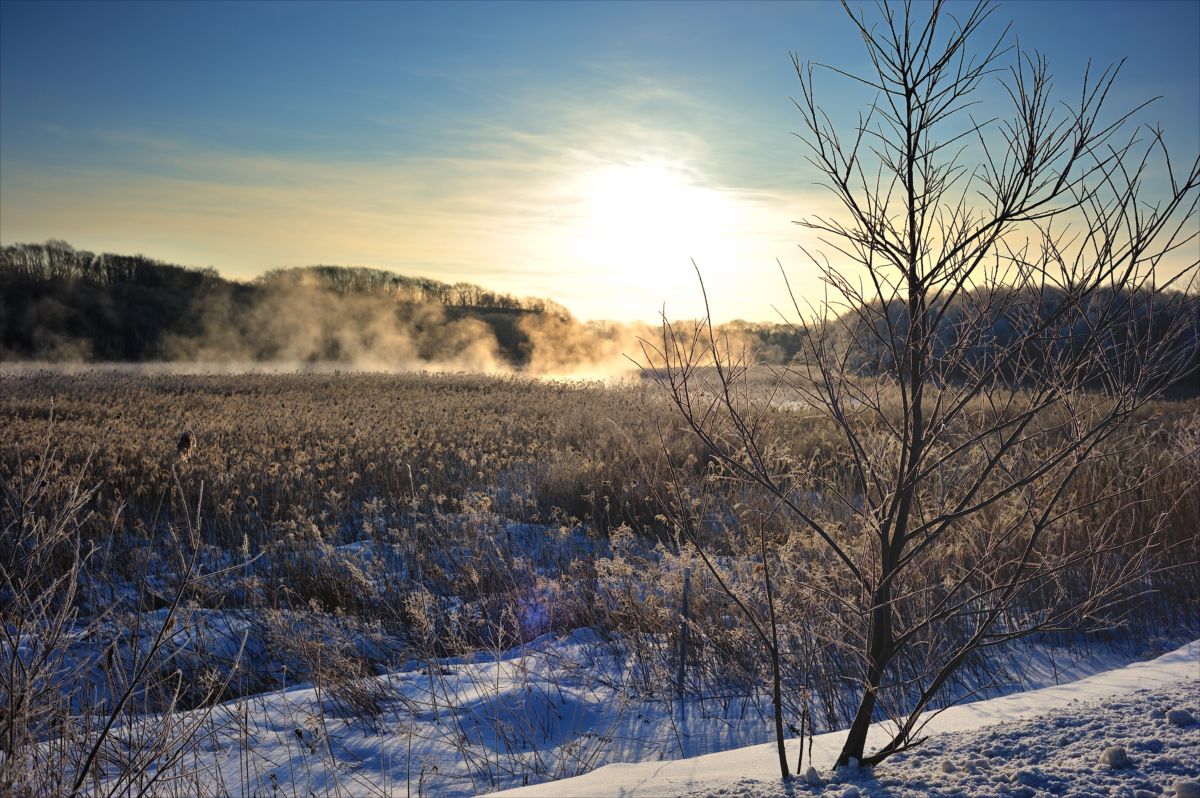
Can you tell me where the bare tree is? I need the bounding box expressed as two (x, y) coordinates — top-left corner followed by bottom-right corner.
(646, 0), (1199, 773)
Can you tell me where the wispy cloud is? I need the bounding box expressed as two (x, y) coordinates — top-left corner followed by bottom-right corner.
(1, 79), (838, 322)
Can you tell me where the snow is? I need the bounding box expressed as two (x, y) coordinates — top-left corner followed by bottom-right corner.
(1176, 779), (1200, 798)
(66, 630), (1197, 796)
(1099, 745), (1132, 769)
(488, 640), (1199, 797)
(1168, 709), (1196, 727)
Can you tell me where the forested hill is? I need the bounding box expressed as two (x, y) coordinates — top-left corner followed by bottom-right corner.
(2, 240), (1193, 393)
(0, 240), (569, 365)
(255, 264), (570, 316)
(0, 239), (817, 371)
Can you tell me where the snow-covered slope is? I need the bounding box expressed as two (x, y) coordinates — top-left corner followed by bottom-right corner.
(488, 640), (1200, 797)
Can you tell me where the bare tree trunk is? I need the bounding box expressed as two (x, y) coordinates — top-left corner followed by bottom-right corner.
(761, 525), (790, 779)
(677, 565), (690, 737)
(838, 583), (892, 765)
(677, 566), (690, 701)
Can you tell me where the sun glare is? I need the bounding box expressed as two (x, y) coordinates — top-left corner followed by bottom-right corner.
(585, 160), (734, 252)
(573, 160), (748, 305)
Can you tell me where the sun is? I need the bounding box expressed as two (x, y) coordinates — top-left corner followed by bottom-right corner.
(542, 155), (794, 321)
(568, 159), (747, 307)
(585, 160), (730, 252)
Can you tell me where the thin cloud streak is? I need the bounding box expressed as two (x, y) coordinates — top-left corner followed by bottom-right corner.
(0, 86), (836, 323)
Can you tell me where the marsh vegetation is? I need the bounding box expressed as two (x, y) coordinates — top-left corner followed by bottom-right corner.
(1, 369), (1196, 795)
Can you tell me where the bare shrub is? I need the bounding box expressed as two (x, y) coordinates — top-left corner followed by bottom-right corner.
(648, 0), (1200, 775)
(1, 427), (244, 795)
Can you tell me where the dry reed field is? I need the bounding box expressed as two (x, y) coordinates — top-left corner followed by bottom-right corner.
(1, 368), (1197, 795)
(4, 0), (1199, 791)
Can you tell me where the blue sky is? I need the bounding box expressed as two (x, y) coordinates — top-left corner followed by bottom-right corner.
(2, 1), (1197, 321)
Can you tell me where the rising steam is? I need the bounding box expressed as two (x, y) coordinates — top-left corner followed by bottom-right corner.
(0, 241), (786, 378)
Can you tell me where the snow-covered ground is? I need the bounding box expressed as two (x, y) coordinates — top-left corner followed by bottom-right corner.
(490, 640), (1199, 797)
(99, 629), (1195, 797)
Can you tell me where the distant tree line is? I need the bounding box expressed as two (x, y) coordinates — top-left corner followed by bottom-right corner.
(841, 287), (1200, 398)
(4, 240), (1192, 390)
(0, 241), (564, 363)
(1, 240), (231, 360)
(257, 264), (573, 317)
(1, 241), (568, 314)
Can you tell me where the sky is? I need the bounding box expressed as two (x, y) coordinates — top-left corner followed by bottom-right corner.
(2, 0), (1198, 322)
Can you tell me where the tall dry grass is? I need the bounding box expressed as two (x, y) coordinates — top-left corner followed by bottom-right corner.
(0, 370), (1195, 793)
